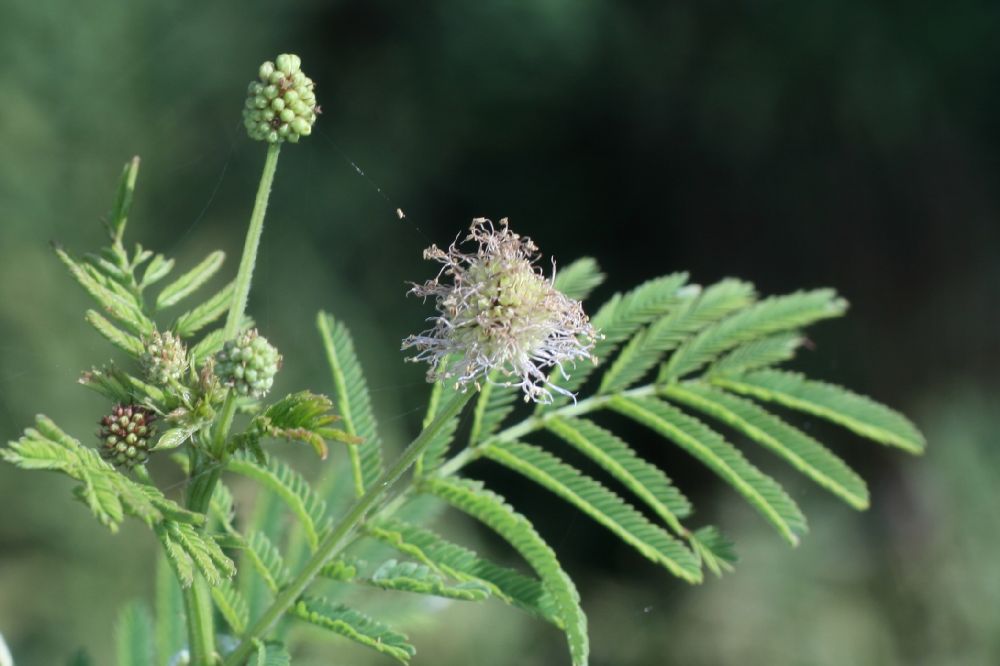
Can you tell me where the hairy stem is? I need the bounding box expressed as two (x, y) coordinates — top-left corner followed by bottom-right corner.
(222, 389), (474, 666)
(224, 142), (281, 340)
(182, 577), (217, 666)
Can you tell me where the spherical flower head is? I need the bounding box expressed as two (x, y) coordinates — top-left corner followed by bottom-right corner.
(402, 218), (599, 403)
(140, 330), (188, 385)
(214, 329), (282, 398)
(242, 53), (320, 144)
(98, 404), (156, 468)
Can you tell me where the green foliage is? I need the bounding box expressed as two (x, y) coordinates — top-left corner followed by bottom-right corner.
(241, 529), (290, 593)
(233, 391), (359, 460)
(610, 396), (808, 546)
(546, 416), (691, 530)
(291, 597), (416, 663)
(424, 477), (589, 666)
(416, 375), (464, 473)
(156, 520), (235, 588)
(552, 256), (606, 301)
(317, 312), (385, 495)
(211, 582), (250, 635)
(482, 440), (702, 583)
(366, 518), (561, 624)
(227, 452), (330, 550)
(366, 559), (492, 600)
(2, 416), (202, 532)
(713, 369), (926, 452)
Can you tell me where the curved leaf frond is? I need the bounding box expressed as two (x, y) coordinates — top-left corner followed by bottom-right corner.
(712, 369), (925, 453)
(227, 453), (329, 550)
(211, 582), (250, 635)
(660, 289), (847, 382)
(545, 417), (692, 530)
(292, 596), (416, 664)
(317, 312), (384, 495)
(663, 382), (869, 509)
(155, 250), (225, 310)
(367, 559), (491, 601)
(610, 396), (808, 546)
(540, 273), (690, 409)
(599, 278), (755, 394)
(552, 257), (606, 301)
(242, 530), (290, 593)
(423, 477), (589, 666)
(483, 440), (702, 583)
(366, 518), (561, 625)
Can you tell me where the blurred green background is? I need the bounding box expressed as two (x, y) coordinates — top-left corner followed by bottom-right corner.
(1, 1), (997, 664)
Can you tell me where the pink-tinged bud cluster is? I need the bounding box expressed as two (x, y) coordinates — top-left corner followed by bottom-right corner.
(98, 404), (157, 468)
(403, 218), (598, 403)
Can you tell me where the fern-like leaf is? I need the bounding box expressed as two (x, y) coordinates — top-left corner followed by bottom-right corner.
(468, 374), (519, 448)
(366, 518), (561, 625)
(540, 273), (691, 409)
(610, 396), (808, 545)
(423, 477), (588, 666)
(707, 331), (804, 376)
(367, 559), (491, 601)
(84, 310), (145, 356)
(114, 601), (153, 666)
(211, 582), (250, 635)
(663, 382), (869, 509)
(317, 312), (384, 495)
(552, 257), (605, 301)
(292, 596), (416, 663)
(482, 440), (702, 582)
(545, 417), (691, 531)
(242, 529), (290, 593)
(416, 377), (464, 474)
(660, 289), (847, 382)
(155, 250), (225, 310)
(599, 278), (755, 393)
(156, 521), (235, 587)
(227, 452), (330, 550)
(712, 369), (926, 453)
(253, 643), (291, 666)
(689, 526), (738, 577)
(172, 281), (235, 337)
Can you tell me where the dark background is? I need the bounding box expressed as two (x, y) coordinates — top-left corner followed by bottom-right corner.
(1, 1), (997, 664)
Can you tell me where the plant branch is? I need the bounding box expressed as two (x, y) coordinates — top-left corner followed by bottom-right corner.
(222, 389), (474, 666)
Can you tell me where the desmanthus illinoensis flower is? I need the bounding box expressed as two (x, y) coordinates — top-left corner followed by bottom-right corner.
(402, 218), (599, 403)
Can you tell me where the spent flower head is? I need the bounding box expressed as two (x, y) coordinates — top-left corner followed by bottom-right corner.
(243, 53), (319, 144)
(402, 218), (599, 403)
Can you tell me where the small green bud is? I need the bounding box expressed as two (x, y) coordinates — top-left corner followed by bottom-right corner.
(214, 329), (282, 398)
(140, 330), (188, 385)
(243, 53), (319, 144)
(98, 404), (156, 468)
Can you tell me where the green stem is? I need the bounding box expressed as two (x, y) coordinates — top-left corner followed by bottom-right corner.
(224, 142), (281, 340)
(182, 578), (217, 666)
(222, 389), (474, 666)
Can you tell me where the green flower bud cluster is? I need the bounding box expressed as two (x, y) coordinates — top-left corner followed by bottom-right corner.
(98, 404), (156, 468)
(243, 53), (319, 144)
(140, 330), (187, 385)
(214, 329), (282, 398)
